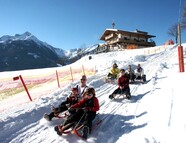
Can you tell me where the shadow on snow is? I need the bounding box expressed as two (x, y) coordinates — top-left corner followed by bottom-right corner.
(56, 112), (147, 143)
(91, 112), (147, 143)
(130, 91), (151, 103)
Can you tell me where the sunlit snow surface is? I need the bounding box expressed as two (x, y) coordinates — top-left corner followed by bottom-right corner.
(0, 44), (186, 143)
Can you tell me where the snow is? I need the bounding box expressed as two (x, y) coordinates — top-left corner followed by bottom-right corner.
(0, 44), (186, 143)
(27, 53), (40, 59)
(0, 32), (99, 58)
(0, 32), (33, 43)
(0, 32), (57, 53)
(84, 44), (98, 53)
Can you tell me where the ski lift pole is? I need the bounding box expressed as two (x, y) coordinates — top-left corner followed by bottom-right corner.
(177, 23), (185, 72)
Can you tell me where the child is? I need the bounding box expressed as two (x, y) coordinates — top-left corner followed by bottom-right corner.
(107, 63), (120, 79)
(44, 87), (79, 121)
(109, 69), (131, 99)
(57, 88), (100, 140)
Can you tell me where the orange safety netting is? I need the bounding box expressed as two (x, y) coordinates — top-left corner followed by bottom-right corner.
(0, 65), (96, 112)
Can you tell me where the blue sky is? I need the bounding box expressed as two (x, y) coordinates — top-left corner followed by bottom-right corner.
(0, 0), (185, 50)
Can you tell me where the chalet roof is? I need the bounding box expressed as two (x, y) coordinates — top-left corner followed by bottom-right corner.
(100, 29), (156, 40)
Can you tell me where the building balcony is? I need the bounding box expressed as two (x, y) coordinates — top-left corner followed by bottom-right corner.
(106, 38), (155, 47)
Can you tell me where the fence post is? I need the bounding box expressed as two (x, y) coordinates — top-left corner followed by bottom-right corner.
(19, 75), (32, 101)
(82, 65), (85, 75)
(178, 46), (185, 72)
(94, 65), (96, 74)
(56, 70), (60, 88)
(70, 67), (74, 82)
(177, 23), (185, 72)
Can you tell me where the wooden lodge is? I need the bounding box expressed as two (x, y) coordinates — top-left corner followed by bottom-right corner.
(96, 28), (156, 53)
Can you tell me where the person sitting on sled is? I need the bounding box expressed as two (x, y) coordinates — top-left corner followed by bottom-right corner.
(126, 65), (135, 82)
(135, 64), (144, 79)
(109, 69), (131, 99)
(76, 75), (89, 98)
(44, 87), (79, 121)
(107, 63), (120, 79)
(57, 87), (100, 140)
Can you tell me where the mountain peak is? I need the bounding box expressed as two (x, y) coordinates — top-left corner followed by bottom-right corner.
(23, 31), (32, 36)
(15, 31), (32, 38)
(0, 31), (34, 43)
(16, 31), (33, 40)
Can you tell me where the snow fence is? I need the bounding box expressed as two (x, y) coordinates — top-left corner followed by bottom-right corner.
(0, 64), (96, 112)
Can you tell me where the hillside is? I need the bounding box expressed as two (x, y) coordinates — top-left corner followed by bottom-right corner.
(0, 32), (97, 72)
(0, 44), (186, 143)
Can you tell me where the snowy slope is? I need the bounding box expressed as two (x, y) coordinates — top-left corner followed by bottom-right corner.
(0, 44), (186, 143)
(0, 32), (67, 58)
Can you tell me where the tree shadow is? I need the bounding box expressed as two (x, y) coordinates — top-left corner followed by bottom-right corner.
(0, 96), (70, 143)
(154, 76), (167, 80)
(0, 105), (54, 143)
(144, 79), (151, 84)
(89, 112), (147, 143)
(130, 91), (151, 103)
(109, 90), (151, 103)
(60, 112), (147, 143)
(130, 78), (151, 85)
(145, 137), (160, 143)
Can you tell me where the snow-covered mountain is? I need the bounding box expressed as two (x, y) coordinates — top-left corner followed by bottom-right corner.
(0, 33), (59, 71)
(0, 32), (34, 43)
(0, 32), (97, 71)
(0, 31), (66, 56)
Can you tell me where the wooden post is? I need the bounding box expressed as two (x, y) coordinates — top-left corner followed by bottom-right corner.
(178, 23), (185, 72)
(19, 75), (32, 101)
(94, 65), (96, 75)
(56, 70), (60, 88)
(178, 46), (185, 72)
(82, 65), (85, 75)
(70, 67), (74, 82)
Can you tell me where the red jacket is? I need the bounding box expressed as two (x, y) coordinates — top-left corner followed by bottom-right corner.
(71, 96), (100, 112)
(118, 74), (129, 89)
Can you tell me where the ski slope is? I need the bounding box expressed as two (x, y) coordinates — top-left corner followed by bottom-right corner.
(0, 44), (186, 143)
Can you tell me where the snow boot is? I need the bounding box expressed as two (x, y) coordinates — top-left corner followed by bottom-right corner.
(109, 94), (114, 99)
(44, 113), (51, 121)
(142, 75), (146, 82)
(126, 93), (131, 99)
(81, 126), (89, 140)
(54, 125), (62, 136)
(54, 125), (59, 131)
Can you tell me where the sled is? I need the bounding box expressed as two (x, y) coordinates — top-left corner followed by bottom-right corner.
(54, 122), (75, 135)
(135, 74), (146, 83)
(72, 116), (102, 139)
(109, 89), (131, 100)
(54, 114), (102, 140)
(104, 77), (117, 84)
(109, 93), (131, 100)
(44, 111), (69, 121)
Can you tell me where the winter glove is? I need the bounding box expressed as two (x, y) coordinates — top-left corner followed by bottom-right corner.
(120, 86), (124, 89)
(68, 107), (76, 113)
(51, 106), (57, 112)
(83, 107), (91, 112)
(68, 107), (73, 112)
